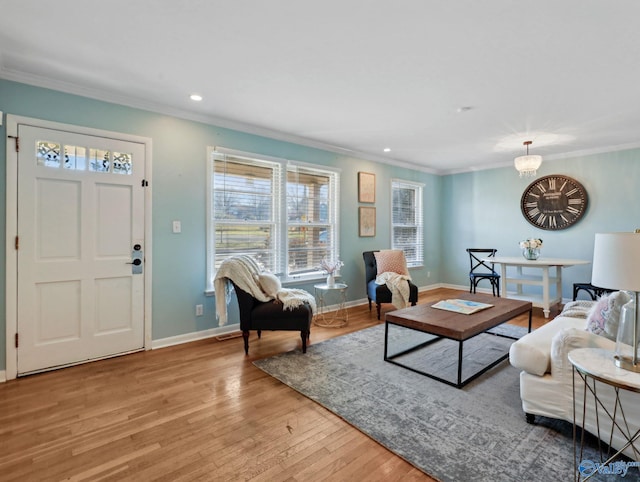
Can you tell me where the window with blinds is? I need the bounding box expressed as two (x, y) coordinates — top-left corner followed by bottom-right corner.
(287, 164), (338, 277)
(211, 154), (281, 272)
(391, 179), (424, 267)
(207, 147), (340, 289)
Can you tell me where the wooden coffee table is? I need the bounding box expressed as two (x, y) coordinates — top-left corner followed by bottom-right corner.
(384, 293), (532, 388)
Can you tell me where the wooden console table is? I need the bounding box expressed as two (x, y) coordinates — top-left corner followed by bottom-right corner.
(485, 257), (590, 318)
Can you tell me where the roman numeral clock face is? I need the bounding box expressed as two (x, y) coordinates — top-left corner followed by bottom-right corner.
(520, 175), (588, 230)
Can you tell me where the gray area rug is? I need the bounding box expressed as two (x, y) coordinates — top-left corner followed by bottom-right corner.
(254, 324), (638, 482)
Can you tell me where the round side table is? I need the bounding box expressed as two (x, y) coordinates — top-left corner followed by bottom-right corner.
(568, 348), (640, 480)
(313, 282), (348, 328)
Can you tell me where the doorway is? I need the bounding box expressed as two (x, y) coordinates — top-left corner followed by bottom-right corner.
(5, 116), (152, 378)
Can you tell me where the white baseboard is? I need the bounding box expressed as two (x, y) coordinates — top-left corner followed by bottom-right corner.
(152, 323), (242, 349)
(419, 282), (447, 292)
(152, 298), (371, 350)
(151, 298), (364, 349)
(440, 282), (472, 292)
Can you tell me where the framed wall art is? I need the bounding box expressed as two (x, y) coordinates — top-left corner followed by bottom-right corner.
(359, 206), (376, 237)
(358, 172), (376, 203)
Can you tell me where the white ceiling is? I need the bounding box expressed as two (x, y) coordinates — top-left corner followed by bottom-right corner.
(2, 1), (640, 174)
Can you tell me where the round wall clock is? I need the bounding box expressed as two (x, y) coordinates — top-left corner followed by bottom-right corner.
(520, 175), (588, 230)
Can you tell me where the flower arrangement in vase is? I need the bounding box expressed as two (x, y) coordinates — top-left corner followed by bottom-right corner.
(320, 257), (344, 287)
(519, 238), (543, 260)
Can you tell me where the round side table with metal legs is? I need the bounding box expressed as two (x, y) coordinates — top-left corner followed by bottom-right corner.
(313, 283), (348, 328)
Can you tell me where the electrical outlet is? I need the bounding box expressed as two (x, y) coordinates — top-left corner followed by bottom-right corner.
(427, 271), (431, 278)
(196, 304), (203, 316)
(172, 220), (181, 233)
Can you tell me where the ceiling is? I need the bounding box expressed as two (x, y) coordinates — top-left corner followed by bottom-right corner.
(2, 1), (639, 174)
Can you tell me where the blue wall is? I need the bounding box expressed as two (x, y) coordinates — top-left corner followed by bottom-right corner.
(0, 79), (439, 369)
(441, 150), (640, 294)
(1, 78), (638, 372)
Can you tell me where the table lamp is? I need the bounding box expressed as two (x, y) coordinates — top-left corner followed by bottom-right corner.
(591, 232), (640, 372)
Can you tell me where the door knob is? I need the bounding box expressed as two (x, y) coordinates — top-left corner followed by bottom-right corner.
(126, 259), (142, 266)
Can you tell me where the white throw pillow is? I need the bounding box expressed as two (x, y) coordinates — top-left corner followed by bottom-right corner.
(585, 291), (630, 341)
(258, 273), (281, 297)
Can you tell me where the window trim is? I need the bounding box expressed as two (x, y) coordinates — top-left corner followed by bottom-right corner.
(390, 178), (424, 268)
(206, 146), (340, 291)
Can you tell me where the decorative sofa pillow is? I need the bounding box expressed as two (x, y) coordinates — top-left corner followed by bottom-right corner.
(560, 300), (595, 319)
(585, 291), (631, 341)
(257, 273), (281, 298)
(374, 249), (409, 276)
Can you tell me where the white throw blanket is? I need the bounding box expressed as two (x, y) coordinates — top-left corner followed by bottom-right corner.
(376, 272), (412, 309)
(275, 289), (317, 315)
(559, 300), (595, 319)
(214, 255), (268, 326)
(214, 256), (316, 325)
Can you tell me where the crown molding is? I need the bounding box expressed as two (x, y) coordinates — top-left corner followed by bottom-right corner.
(4, 67), (636, 177)
(438, 142), (640, 176)
(0, 68), (438, 174)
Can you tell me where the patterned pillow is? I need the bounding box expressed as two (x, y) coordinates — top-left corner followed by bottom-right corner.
(560, 300), (595, 319)
(374, 249), (409, 276)
(585, 291), (631, 341)
(257, 273), (281, 297)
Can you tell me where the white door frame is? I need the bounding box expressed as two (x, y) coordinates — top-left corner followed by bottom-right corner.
(5, 114), (153, 380)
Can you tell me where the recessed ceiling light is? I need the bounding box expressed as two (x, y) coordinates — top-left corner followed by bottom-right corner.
(383, 148), (391, 152)
(190, 94), (203, 101)
(457, 106), (473, 113)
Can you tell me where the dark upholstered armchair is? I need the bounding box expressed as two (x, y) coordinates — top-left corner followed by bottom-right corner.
(363, 250), (418, 320)
(230, 281), (313, 354)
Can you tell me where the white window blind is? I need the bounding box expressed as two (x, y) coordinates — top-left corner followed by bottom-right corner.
(207, 147), (340, 289)
(211, 152), (281, 274)
(391, 179), (424, 267)
(287, 164), (339, 277)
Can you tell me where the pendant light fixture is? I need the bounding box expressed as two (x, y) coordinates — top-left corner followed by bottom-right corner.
(514, 140), (542, 177)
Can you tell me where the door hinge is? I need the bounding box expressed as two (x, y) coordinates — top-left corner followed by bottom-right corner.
(15, 333), (19, 348)
(8, 135), (19, 152)
(15, 235), (19, 250)
(141, 179), (148, 187)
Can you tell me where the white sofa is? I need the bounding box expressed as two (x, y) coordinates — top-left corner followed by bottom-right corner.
(509, 300), (640, 460)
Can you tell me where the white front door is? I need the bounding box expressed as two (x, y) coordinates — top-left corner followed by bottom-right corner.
(16, 124), (146, 375)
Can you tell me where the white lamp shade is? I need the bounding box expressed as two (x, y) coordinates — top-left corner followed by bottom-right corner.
(592, 232), (640, 292)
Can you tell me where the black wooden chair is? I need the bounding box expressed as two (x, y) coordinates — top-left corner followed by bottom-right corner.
(572, 282), (615, 301)
(467, 248), (500, 296)
(363, 250), (418, 320)
(230, 281), (312, 354)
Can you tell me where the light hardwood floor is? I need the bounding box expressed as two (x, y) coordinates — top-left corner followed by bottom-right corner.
(0, 288), (552, 481)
